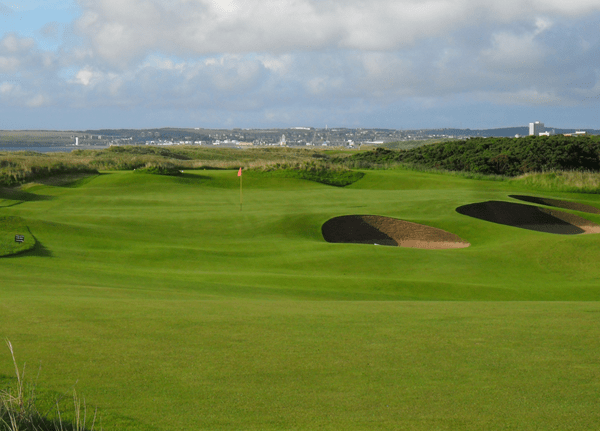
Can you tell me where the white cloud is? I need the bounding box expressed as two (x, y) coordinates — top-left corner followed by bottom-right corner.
(0, 81), (15, 94)
(1, 33), (35, 53)
(26, 94), (49, 107)
(0, 0), (599, 126)
(74, 66), (93, 85)
(0, 2), (13, 16)
(481, 29), (548, 68)
(72, 0), (600, 65)
(0, 56), (19, 72)
(476, 88), (565, 106)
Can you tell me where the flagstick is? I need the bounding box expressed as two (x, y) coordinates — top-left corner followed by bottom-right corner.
(240, 168), (243, 212)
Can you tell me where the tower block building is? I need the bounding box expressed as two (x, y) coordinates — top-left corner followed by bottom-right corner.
(529, 121), (544, 136)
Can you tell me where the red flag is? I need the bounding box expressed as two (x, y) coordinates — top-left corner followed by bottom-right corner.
(238, 167), (242, 177)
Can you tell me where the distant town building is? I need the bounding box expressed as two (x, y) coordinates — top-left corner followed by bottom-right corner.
(529, 121), (544, 136)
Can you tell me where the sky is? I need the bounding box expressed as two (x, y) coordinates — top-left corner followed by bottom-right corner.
(0, 0), (599, 130)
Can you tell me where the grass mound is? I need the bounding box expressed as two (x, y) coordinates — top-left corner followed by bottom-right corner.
(133, 164), (183, 176)
(250, 162), (364, 187)
(0, 217), (34, 257)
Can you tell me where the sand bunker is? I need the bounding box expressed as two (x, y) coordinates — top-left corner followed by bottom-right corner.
(456, 200), (600, 235)
(321, 215), (470, 249)
(509, 195), (600, 214)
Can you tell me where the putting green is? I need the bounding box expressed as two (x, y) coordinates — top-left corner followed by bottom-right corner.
(1, 169), (600, 430)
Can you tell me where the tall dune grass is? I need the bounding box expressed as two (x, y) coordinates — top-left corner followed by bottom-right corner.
(1, 341), (99, 431)
(4, 146), (600, 194)
(249, 160), (365, 186)
(511, 170), (600, 194)
(0, 146), (328, 186)
(0, 154), (97, 187)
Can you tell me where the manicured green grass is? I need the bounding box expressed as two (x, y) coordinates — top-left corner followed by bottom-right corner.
(1, 168), (600, 430)
(0, 216), (35, 257)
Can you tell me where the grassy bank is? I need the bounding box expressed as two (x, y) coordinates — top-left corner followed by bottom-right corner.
(249, 162), (365, 186)
(0, 216), (35, 257)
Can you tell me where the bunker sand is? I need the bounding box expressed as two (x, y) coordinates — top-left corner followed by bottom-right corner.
(457, 200), (600, 234)
(322, 215), (470, 249)
(510, 195), (600, 214)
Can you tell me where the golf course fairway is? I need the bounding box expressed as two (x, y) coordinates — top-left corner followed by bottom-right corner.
(1, 168), (600, 430)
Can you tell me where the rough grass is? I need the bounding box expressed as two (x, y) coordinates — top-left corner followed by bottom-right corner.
(0, 146), (337, 186)
(5, 145), (600, 193)
(132, 163), (183, 177)
(0, 155), (98, 187)
(1, 341), (100, 431)
(249, 161), (365, 186)
(511, 170), (600, 193)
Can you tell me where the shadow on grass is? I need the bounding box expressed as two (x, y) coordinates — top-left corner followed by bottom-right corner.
(55, 173), (101, 188)
(4, 231), (52, 258)
(322, 215), (398, 246)
(456, 200), (585, 235)
(0, 373), (11, 387)
(178, 172), (213, 181)
(131, 171), (213, 183)
(0, 187), (54, 202)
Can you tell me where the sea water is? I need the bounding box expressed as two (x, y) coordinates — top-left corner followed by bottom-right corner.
(0, 146), (108, 153)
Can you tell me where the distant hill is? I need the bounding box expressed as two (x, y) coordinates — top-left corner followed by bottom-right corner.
(421, 127), (529, 137)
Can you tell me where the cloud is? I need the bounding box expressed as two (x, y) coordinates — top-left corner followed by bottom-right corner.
(0, 2), (13, 16)
(1, 0), (600, 128)
(481, 19), (553, 69)
(0, 56), (19, 72)
(72, 0), (600, 66)
(1, 33), (35, 53)
(26, 93), (49, 107)
(40, 22), (62, 40)
(0, 81), (16, 94)
(74, 66), (93, 85)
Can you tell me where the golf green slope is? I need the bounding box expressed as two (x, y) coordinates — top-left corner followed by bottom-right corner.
(1, 169), (600, 430)
(0, 216), (35, 257)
